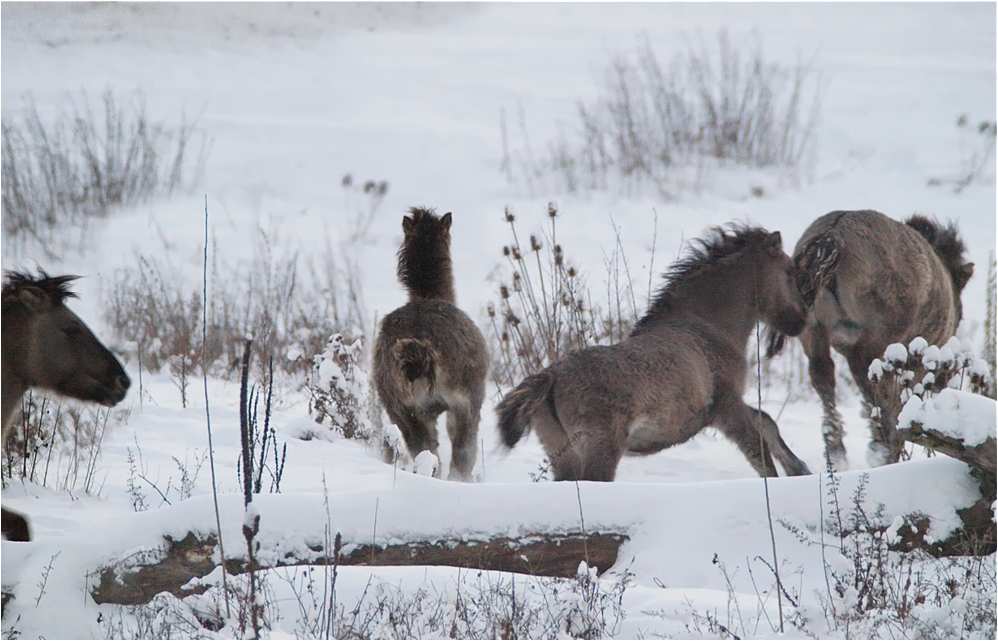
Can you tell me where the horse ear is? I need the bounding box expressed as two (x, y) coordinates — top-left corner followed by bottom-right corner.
(18, 286), (48, 312)
(767, 231), (783, 254)
(441, 212), (452, 230)
(958, 263), (974, 290)
(402, 215), (414, 234)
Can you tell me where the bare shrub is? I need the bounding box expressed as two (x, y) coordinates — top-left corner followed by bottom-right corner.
(1, 390), (127, 495)
(487, 202), (641, 390)
(104, 222), (367, 387)
(1, 88), (209, 258)
(506, 29), (823, 199)
(928, 116), (997, 192)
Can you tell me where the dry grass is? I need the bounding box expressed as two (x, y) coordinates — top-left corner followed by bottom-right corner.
(2, 88), (209, 259)
(504, 28), (824, 199)
(486, 202), (641, 391)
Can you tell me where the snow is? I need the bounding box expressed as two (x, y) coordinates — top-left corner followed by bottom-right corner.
(898, 388), (997, 447)
(1, 3), (995, 638)
(884, 343), (909, 364)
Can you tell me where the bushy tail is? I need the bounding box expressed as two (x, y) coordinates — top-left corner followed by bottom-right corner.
(495, 371), (554, 448)
(393, 338), (437, 388)
(767, 231), (840, 359)
(795, 232), (840, 309)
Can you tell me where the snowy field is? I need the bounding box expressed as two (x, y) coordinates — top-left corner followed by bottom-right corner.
(1, 3), (996, 639)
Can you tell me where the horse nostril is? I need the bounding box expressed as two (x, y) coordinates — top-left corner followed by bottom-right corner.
(117, 373), (132, 393)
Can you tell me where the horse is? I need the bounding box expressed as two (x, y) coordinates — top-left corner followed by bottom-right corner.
(2, 270), (131, 540)
(496, 224), (812, 481)
(372, 207), (489, 481)
(770, 210), (973, 469)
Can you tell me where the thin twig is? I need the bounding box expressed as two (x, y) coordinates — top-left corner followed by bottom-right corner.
(202, 195), (230, 615)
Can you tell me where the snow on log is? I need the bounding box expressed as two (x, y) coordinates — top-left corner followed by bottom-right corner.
(897, 389), (997, 477)
(90, 530), (629, 606)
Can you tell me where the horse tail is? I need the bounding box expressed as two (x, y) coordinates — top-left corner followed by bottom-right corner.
(495, 371), (555, 448)
(393, 338), (437, 390)
(794, 232), (840, 309)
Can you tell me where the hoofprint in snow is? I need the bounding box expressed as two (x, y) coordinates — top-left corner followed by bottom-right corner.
(1, 3), (995, 639)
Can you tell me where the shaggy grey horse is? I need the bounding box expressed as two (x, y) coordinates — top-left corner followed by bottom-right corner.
(497, 224), (812, 481)
(2, 271), (130, 541)
(772, 210), (973, 468)
(373, 207), (489, 481)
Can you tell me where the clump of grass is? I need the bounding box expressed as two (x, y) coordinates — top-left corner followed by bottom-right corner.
(1, 390), (128, 495)
(486, 202), (641, 390)
(505, 29), (823, 199)
(1, 87), (209, 258)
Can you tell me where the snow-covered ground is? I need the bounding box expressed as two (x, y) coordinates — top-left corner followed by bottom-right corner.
(1, 3), (995, 638)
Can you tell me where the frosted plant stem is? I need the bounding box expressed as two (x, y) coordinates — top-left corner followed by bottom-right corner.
(202, 195), (230, 616)
(756, 318), (783, 633)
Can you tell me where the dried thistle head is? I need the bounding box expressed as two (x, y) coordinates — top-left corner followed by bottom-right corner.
(501, 331), (510, 342)
(503, 246), (511, 257)
(512, 271), (522, 291)
(547, 201), (558, 218)
(486, 302), (496, 317)
(500, 284), (510, 299)
(554, 244), (563, 266)
(530, 235), (542, 252)
(512, 246), (523, 261)
(505, 207), (515, 223)
(567, 266), (577, 278)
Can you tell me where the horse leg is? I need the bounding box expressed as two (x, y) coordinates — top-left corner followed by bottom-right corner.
(445, 401), (479, 482)
(714, 394), (779, 477)
(1, 507), (30, 541)
(530, 400), (583, 481)
(387, 406), (441, 476)
(577, 425), (625, 482)
(747, 407), (812, 476)
(802, 326), (848, 470)
(847, 353), (901, 466)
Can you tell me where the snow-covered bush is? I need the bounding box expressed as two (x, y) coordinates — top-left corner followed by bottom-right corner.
(305, 334), (403, 464)
(869, 336), (991, 403)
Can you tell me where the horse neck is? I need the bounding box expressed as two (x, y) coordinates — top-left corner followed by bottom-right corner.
(0, 305), (29, 446)
(399, 244), (456, 304)
(653, 260), (762, 347)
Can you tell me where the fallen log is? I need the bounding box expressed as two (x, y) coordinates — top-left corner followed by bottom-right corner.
(90, 530), (629, 606)
(898, 421), (996, 556)
(898, 422), (996, 478)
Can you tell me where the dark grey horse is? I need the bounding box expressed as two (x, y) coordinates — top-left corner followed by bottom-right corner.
(2, 270), (130, 541)
(497, 224), (812, 481)
(373, 208), (489, 481)
(775, 210), (973, 468)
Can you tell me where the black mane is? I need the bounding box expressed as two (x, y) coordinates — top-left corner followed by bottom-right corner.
(2, 270), (79, 303)
(397, 206), (455, 303)
(904, 214), (971, 286)
(633, 224), (774, 334)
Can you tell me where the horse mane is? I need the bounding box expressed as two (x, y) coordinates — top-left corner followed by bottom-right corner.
(904, 214), (971, 288)
(2, 270), (79, 304)
(633, 223), (774, 334)
(396, 206), (455, 303)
